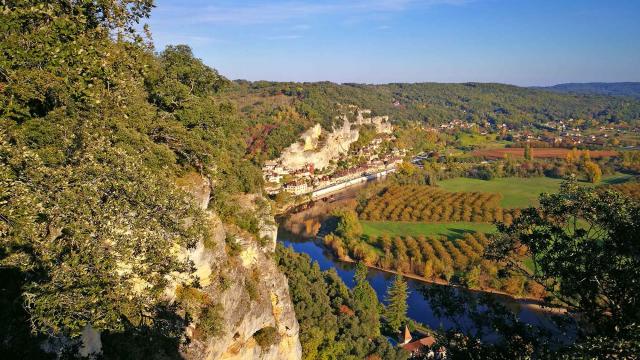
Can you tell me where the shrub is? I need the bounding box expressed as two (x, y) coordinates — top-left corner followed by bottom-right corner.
(253, 326), (279, 348)
(199, 304), (223, 339)
(225, 234), (242, 257)
(245, 277), (259, 300)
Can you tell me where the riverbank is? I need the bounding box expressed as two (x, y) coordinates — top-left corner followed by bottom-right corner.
(323, 240), (567, 314)
(273, 169), (392, 215)
(280, 236), (575, 340)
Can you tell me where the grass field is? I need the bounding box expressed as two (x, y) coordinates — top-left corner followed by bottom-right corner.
(361, 221), (495, 240)
(438, 174), (632, 208)
(360, 174), (632, 240)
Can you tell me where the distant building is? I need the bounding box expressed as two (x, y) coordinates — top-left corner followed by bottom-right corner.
(283, 181), (309, 195)
(402, 336), (437, 356)
(398, 325), (439, 358)
(265, 173), (282, 184)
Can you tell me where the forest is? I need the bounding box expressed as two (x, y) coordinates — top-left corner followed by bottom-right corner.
(1, 2), (266, 358)
(222, 80), (640, 161)
(275, 245), (408, 360)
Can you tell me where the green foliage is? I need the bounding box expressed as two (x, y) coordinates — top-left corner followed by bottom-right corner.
(0, 0), (263, 351)
(1, 136), (209, 336)
(607, 181), (640, 200)
(584, 161), (602, 183)
(463, 265), (482, 289)
(225, 234), (242, 257)
(333, 209), (363, 240)
(223, 81), (640, 161)
(487, 178), (640, 354)
(385, 275), (408, 332)
(276, 245), (408, 360)
(245, 268), (260, 301)
(524, 143), (533, 160)
(350, 124), (377, 152)
(359, 184), (511, 223)
(361, 221), (495, 239)
(149, 45), (227, 111)
(438, 176), (574, 208)
(253, 326), (279, 348)
(621, 150), (640, 173)
(216, 272), (232, 292)
(198, 304), (223, 339)
(215, 79), (640, 170)
(352, 263), (381, 337)
(392, 162), (437, 186)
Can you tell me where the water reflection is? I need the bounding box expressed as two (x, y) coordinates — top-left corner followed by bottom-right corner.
(279, 230), (575, 345)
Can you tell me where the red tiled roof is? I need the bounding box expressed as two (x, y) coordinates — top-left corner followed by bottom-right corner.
(401, 336), (437, 353)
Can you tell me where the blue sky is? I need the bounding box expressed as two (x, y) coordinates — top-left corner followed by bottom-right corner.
(148, 0), (640, 86)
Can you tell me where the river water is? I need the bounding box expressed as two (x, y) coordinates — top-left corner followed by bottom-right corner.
(276, 179), (574, 342)
(279, 232), (571, 339)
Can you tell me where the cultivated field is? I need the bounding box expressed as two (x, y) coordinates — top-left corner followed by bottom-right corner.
(361, 221), (495, 239)
(438, 174), (632, 208)
(359, 185), (517, 222)
(438, 177), (564, 208)
(471, 147), (618, 159)
(358, 174), (632, 239)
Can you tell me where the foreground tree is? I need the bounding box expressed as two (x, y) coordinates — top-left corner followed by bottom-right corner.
(486, 177), (640, 356)
(0, 1), (227, 354)
(385, 275), (408, 332)
(352, 262), (382, 337)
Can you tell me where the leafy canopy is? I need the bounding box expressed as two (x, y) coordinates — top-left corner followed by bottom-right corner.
(486, 177), (640, 354)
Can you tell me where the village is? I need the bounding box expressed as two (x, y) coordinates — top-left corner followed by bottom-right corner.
(428, 116), (639, 148)
(262, 132), (406, 196)
(263, 109), (637, 200)
(262, 107), (408, 197)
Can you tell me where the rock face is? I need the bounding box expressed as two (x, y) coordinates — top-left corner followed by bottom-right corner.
(279, 107), (393, 171)
(179, 174), (302, 360)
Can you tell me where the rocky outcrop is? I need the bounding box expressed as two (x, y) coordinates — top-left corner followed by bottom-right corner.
(279, 120), (356, 171)
(178, 174), (301, 360)
(278, 107), (393, 171)
(347, 108), (393, 134)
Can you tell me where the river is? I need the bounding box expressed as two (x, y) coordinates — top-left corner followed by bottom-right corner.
(276, 179), (575, 342)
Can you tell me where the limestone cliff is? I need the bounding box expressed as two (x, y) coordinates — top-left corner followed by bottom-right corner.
(278, 107), (393, 170)
(178, 175), (302, 360)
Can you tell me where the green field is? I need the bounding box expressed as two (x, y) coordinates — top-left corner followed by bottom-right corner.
(361, 221), (495, 240)
(456, 133), (511, 148)
(360, 174), (632, 239)
(438, 174), (632, 208)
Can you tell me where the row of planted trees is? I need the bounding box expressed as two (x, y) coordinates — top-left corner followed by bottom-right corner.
(324, 218), (545, 298)
(359, 185), (521, 224)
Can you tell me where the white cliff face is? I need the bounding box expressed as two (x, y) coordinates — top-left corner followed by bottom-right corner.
(279, 120), (356, 171)
(278, 107), (393, 171)
(348, 108), (394, 134)
(188, 235), (301, 360)
(178, 174), (302, 360)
